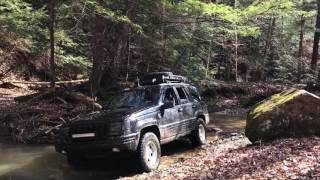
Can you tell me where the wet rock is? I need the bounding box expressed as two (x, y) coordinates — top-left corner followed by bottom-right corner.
(207, 127), (222, 134)
(245, 89), (320, 142)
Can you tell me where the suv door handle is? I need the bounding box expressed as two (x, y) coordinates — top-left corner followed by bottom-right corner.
(178, 108), (183, 112)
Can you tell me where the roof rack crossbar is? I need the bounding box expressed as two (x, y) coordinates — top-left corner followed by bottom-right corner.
(162, 75), (187, 83)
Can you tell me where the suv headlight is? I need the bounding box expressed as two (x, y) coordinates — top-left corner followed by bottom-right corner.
(123, 116), (137, 135)
(110, 122), (122, 135)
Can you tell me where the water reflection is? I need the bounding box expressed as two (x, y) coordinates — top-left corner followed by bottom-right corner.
(209, 114), (246, 131)
(0, 141), (203, 180)
(0, 145), (140, 180)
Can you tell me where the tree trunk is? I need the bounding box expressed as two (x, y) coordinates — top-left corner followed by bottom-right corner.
(89, 1), (105, 97)
(234, 0), (238, 82)
(298, 15), (305, 82)
(235, 28), (239, 82)
(125, 30), (131, 81)
(262, 17), (276, 81)
(113, 0), (136, 74)
(48, 0), (56, 87)
(224, 40), (232, 80)
(205, 40), (212, 79)
(311, 0), (320, 71)
(161, 2), (166, 63)
(263, 17), (276, 61)
(89, 0), (136, 97)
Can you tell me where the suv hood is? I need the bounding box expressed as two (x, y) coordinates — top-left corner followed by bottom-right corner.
(71, 105), (156, 123)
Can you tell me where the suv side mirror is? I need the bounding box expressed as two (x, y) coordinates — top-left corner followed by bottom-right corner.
(163, 100), (174, 109)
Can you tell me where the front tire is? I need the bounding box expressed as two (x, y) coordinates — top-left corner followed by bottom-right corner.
(138, 132), (161, 172)
(190, 118), (207, 146)
(67, 153), (85, 166)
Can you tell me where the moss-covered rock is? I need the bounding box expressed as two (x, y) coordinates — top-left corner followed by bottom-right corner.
(245, 89), (320, 142)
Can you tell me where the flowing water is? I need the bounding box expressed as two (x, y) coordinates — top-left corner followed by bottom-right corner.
(0, 114), (245, 180)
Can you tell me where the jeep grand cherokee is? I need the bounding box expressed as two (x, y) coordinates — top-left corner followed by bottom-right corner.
(55, 72), (210, 172)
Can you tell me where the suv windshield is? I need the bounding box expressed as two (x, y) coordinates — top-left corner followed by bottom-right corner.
(105, 87), (160, 109)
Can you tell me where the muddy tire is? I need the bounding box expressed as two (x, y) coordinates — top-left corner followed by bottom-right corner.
(67, 153), (84, 166)
(190, 118), (207, 146)
(138, 132), (161, 172)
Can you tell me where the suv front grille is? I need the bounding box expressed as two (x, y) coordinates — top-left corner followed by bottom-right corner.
(69, 123), (109, 142)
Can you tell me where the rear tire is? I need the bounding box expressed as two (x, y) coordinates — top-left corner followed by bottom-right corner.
(138, 132), (161, 172)
(190, 118), (207, 146)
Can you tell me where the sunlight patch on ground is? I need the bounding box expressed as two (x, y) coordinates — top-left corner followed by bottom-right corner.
(0, 146), (48, 176)
(0, 159), (36, 176)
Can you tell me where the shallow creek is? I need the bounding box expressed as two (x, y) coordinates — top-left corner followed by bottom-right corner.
(0, 114), (245, 180)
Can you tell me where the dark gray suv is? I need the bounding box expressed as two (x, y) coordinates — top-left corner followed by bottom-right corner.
(55, 73), (210, 172)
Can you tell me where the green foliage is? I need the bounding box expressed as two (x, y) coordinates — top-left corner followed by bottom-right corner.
(0, 0), (47, 51)
(0, 0), (318, 83)
(85, 0), (142, 32)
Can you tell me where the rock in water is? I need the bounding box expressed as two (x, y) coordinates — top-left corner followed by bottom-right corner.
(245, 89), (320, 142)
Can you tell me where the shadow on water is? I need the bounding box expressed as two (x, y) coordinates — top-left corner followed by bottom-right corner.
(0, 139), (199, 180)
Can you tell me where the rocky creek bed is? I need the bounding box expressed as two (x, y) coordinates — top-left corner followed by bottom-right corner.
(121, 136), (320, 180)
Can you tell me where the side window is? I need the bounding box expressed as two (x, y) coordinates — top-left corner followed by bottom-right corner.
(188, 86), (201, 101)
(164, 88), (178, 106)
(176, 87), (189, 103)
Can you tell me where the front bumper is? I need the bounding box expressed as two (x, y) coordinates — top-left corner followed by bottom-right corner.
(55, 133), (139, 154)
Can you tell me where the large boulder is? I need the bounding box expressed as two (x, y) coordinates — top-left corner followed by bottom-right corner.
(245, 89), (320, 142)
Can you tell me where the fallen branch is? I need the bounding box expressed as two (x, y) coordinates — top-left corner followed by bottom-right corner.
(66, 92), (102, 110)
(14, 93), (41, 102)
(37, 119), (62, 125)
(56, 96), (68, 104)
(2, 79), (89, 85)
(45, 124), (63, 134)
(14, 88), (58, 102)
(0, 82), (21, 89)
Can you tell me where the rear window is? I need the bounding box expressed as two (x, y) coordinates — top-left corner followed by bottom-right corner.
(188, 86), (201, 101)
(176, 87), (189, 103)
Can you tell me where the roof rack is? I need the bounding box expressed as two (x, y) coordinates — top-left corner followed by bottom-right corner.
(139, 72), (189, 86)
(162, 75), (188, 83)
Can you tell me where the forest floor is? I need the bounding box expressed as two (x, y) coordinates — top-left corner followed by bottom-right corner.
(121, 135), (320, 179)
(0, 86), (35, 141)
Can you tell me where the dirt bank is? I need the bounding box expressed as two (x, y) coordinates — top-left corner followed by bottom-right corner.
(0, 86), (95, 143)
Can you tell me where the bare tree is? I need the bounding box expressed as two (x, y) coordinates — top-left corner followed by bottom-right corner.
(89, 0), (137, 97)
(89, 0), (105, 97)
(48, 0), (56, 87)
(311, 0), (320, 71)
(298, 14), (305, 82)
(113, 0), (136, 71)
